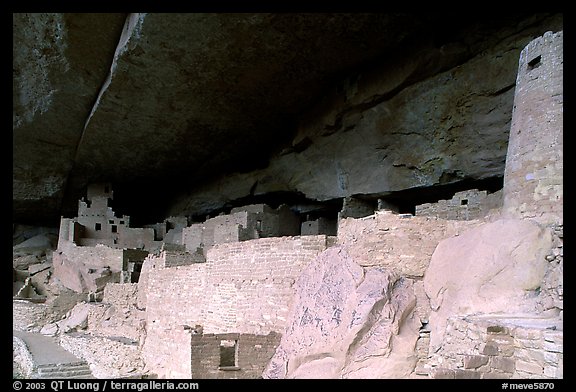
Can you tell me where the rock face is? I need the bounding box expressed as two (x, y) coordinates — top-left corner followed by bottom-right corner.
(423, 219), (553, 352)
(263, 246), (420, 379)
(12, 13), (562, 224)
(13, 13), (127, 223)
(167, 14), (563, 217)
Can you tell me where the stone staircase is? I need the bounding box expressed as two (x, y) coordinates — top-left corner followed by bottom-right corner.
(14, 330), (94, 379)
(34, 361), (94, 379)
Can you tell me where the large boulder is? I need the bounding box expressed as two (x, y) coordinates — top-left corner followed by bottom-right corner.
(263, 246), (420, 379)
(423, 218), (553, 351)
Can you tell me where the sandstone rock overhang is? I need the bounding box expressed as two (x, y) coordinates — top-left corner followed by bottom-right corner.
(12, 12), (562, 225)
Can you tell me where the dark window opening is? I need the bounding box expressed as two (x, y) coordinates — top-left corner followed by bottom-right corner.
(109, 220), (114, 224)
(113, 238), (118, 244)
(120, 220), (125, 225)
(111, 225), (118, 233)
(461, 199), (468, 205)
(528, 55), (541, 70)
(219, 340), (237, 367)
(95, 223), (101, 231)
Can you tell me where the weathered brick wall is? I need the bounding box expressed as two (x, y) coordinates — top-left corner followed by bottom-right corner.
(204, 212), (249, 247)
(502, 31), (563, 225)
(427, 316), (563, 379)
(164, 249), (205, 267)
(190, 332), (281, 379)
(145, 235), (329, 334)
(339, 196), (374, 219)
(337, 211), (480, 277)
(182, 223), (203, 253)
(13, 300), (49, 330)
(103, 283), (138, 308)
(143, 236), (330, 378)
(145, 263), (207, 329)
(203, 235), (330, 334)
(415, 189), (502, 220)
(301, 217), (337, 236)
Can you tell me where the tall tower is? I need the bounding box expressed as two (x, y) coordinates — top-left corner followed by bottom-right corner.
(502, 31), (563, 225)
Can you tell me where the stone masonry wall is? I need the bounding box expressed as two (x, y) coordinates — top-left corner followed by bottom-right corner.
(337, 210), (480, 277)
(146, 235), (330, 334)
(143, 235), (330, 378)
(427, 316), (563, 379)
(103, 283), (138, 308)
(13, 300), (49, 331)
(190, 332), (281, 379)
(143, 326), (192, 379)
(415, 189), (502, 220)
(502, 31), (563, 225)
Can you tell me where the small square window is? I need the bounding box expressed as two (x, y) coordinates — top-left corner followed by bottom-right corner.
(95, 223), (102, 231)
(527, 55), (541, 70)
(109, 220), (114, 224)
(461, 199), (468, 206)
(219, 339), (237, 368)
(111, 225), (118, 233)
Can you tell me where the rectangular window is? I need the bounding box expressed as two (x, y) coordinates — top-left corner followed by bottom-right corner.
(95, 223), (101, 231)
(219, 339), (238, 368)
(111, 225), (118, 233)
(109, 220), (114, 224)
(528, 55), (541, 70)
(461, 199), (468, 206)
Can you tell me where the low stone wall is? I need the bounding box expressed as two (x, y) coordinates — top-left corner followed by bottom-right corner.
(59, 333), (145, 379)
(13, 335), (35, 377)
(13, 300), (49, 331)
(427, 316), (563, 379)
(415, 189), (502, 220)
(190, 332), (281, 379)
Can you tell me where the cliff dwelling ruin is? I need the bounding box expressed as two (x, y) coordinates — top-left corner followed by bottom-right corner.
(13, 13), (562, 381)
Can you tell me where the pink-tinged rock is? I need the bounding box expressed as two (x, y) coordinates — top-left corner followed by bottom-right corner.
(424, 219), (552, 351)
(263, 245), (419, 379)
